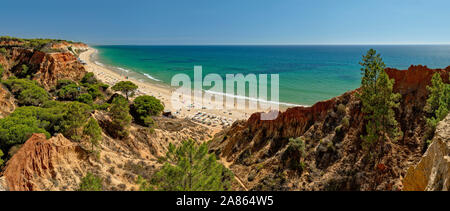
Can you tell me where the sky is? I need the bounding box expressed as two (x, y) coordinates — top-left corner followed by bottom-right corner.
(2, 0), (450, 45)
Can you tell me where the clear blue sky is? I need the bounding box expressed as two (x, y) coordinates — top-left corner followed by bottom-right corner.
(2, 0), (450, 45)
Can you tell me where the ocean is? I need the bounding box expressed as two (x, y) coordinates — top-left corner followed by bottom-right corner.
(93, 45), (450, 106)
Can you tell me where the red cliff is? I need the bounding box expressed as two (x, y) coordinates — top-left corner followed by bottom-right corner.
(210, 65), (450, 191)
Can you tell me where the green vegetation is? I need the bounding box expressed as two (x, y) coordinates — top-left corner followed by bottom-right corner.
(0, 64), (4, 78)
(56, 82), (80, 101)
(424, 73), (450, 146)
(78, 173), (103, 191)
(81, 72), (98, 84)
(112, 81), (138, 100)
(0, 36), (82, 51)
(130, 95), (164, 126)
(17, 64), (32, 78)
(109, 95), (132, 139)
(3, 77), (50, 106)
(139, 139), (233, 191)
(283, 137), (306, 171)
(61, 102), (92, 141)
(83, 118), (102, 152)
(0, 100), (93, 152)
(77, 93), (93, 105)
(357, 49), (402, 151)
(0, 149), (4, 166)
(0, 48), (6, 55)
(0, 110), (50, 151)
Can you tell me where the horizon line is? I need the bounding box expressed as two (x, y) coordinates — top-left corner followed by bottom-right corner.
(89, 42), (450, 46)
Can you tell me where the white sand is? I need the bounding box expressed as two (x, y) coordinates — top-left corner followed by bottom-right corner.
(79, 47), (290, 130)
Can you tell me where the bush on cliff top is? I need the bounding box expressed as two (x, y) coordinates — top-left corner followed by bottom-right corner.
(130, 95), (164, 127)
(0, 101), (93, 151)
(3, 77), (50, 106)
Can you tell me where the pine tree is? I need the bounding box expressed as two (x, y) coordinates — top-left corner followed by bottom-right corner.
(109, 95), (132, 139)
(143, 139), (233, 191)
(112, 81), (138, 100)
(424, 73), (450, 145)
(78, 173), (103, 191)
(83, 117), (102, 152)
(357, 49), (402, 151)
(0, 149), (4, 166)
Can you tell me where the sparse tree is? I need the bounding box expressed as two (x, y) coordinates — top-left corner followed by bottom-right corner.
(357, 49), (402, 151)
(109, 95), (132, 139)
(83, 117), (102, 152)
(112, 81), (138, 100)
(424, 73), (450, 145)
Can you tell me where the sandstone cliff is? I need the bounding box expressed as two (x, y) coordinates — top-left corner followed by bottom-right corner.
(403, 114), (450, 191)
(0, 114), (212, 191)
(0, 47), (87, 89)
(210, 65), (449, 191)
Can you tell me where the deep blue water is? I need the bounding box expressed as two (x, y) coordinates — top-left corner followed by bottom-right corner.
(94, 45), (450, 105)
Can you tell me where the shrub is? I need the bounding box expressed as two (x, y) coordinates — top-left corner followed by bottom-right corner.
(141, 139), (233, 191)
(78, 173), (103, 191)
(282, 137), (306, 171)
(0, 48), (7, 55)
(18, 86), (50, 106)
(0, 113), (50, 151)
(61, 102), (92, 141)
(93, 103), (110, 111)
(77, 93), (93, 105)
(83, 118), (102, 152)
(109, 95), (132, 139)
(341, 116), (350, 128)
(56, 79), (77, 89)
(86, 84), (103, 100)
(3, 78), (50, 106)
(130, 95), (164, 126)
(81, 72), (98, 84)
(56, 83), (80, 100)
(337, 103), (346, 115)
(0, 149), (4, 166)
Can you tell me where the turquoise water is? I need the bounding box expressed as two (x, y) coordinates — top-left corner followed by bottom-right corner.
(94, 45), (450, 106)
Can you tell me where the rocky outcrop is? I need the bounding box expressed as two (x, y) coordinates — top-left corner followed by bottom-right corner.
(0, 47), (87, 89)
(403, 114), (450, 191)
(2, 133), (87, 191)
(210, 65), (449, 191)
(0, 85), (15, 118)
(0, 114), (213, 191)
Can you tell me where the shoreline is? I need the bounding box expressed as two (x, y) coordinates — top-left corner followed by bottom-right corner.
(79, 47), (294, 130)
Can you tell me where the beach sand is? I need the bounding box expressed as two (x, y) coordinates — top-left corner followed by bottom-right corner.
(79, 47), (291, 131)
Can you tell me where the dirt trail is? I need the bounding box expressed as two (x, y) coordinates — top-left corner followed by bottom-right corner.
(220, 157), (248, 191)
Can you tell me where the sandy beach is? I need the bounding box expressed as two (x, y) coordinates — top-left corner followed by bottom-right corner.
(79, 47), (290, 130)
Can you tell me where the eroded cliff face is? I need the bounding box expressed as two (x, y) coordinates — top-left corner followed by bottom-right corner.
(0, 86), (15, 118)
(403, 114), (450, 191)
(0, 47), (86, 89)
(210, 65), (449, 191)
(0, 113), (213, 191)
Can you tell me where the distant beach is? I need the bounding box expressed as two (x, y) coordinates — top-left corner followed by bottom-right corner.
(80, 48), (282, 131)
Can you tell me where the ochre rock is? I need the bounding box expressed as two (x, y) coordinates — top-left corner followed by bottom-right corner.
(2, 133), (87, 191)
(403, 114), (450, 191)
(0, 48), (86, 89)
